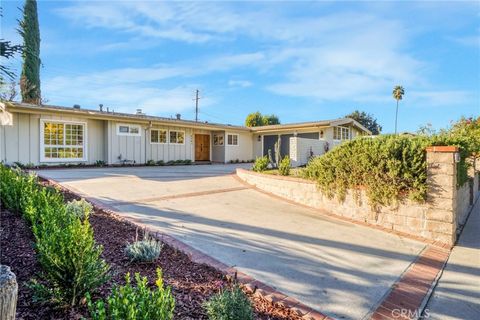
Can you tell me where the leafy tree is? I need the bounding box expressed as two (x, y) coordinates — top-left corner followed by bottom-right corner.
(19, 0), (41, 104)
(263, 114), (280, 125)
(245, 111), (280, 127)
(1, 40), (23, 82)
(344, 110), (382, 135)
(392, 85), (405, 134)
(245, 111), (265, 127)
(0, 8), (23, 83)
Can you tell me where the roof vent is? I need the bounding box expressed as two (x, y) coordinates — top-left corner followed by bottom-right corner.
(99, 104), (103, 112)
(73, 104), (81, 109)
(176, 113), (181, 120)
(136, 108), (145, 115)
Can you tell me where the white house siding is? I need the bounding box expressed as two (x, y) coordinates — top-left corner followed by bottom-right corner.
(0, 112), (105, 165)
(107, 121), (145, 164)
(1, 112), (35, 164)
(252, 133), (263, 159)
(225, 131), (253, 162)
(107, 122), (196, 164)
(289, 137), (326, 167)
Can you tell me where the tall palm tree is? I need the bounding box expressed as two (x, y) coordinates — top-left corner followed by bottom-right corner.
(392, 85), (405, 134)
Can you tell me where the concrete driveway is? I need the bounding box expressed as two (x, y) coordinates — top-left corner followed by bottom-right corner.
(38, 164), (426, 320)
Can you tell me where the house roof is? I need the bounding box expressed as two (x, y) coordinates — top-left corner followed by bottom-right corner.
(4, 102), (372, 135)
(250, 118), (372, 134)
(5, 102), (251, 132)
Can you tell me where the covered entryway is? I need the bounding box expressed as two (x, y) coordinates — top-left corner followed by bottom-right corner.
(195, 134), (210, 161)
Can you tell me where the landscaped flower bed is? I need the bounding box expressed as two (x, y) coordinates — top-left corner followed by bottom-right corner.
(0, 165), (302, 320)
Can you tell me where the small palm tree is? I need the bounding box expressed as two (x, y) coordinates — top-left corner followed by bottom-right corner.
(392, 85), (405, 134)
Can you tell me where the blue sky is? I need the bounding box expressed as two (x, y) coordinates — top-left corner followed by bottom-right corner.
(1, 1), (479, 132)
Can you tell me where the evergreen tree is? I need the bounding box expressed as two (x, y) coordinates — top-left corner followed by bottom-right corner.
(344, 110), (382, 135)
(19, 0), (41, 104)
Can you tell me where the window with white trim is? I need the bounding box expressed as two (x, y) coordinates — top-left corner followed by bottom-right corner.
(41, 120), (86, 161)
(117, 124), (141, 136)
(213, 133), (224, 146)
(227, 134), (239, 146)
(169, 130), (185, 144)
(151, 129), (167, 144)
(333, 126), (351, 140)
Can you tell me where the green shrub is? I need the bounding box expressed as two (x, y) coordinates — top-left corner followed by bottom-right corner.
(33, 208), (110, 306)
(146, 159), (156, 166)
(302, 123), (479, 207)
(65, 198), (93, 220)
(94, 160), (106, 167)
(183, 159), (192, 165)
(125, 232), (163, 263)
(0, 164), (109, 307)
(278, 156), (291, 176)
(156, 160), (165, 166)
(302, 135), (431, 206)
(252, 156), (269, 172)
(86, 268), (175, 320)
(204, 285), (254, 320)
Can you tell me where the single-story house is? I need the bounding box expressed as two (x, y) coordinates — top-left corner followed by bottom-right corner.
(0, 102), (371, 167)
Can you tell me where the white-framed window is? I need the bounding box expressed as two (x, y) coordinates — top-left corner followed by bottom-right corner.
(213, 133), (224, 146)
(117, 124), (141, 136)
(333, 126), (351, 140)
(169, 130), (185, 144)
(150, 129), (167, 144)
(40, 119), (87, 162)
(227, 134), (239, 146)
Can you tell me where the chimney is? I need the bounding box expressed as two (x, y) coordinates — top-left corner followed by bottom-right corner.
(176, 113), (181, 120)
(73, 104), (81, 109)
(99, 104), (103, 112)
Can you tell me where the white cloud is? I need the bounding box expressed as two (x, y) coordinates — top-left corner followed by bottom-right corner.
(52, 1), (475, 109)
(408, 90), (473, 106)
(228, 80), (252, 88)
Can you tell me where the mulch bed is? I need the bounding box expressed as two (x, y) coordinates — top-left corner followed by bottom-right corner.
(1, 181), (302, 320)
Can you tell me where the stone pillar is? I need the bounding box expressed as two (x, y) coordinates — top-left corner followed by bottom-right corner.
(0, 265), (17, 320)
(425, 146), (459, 245)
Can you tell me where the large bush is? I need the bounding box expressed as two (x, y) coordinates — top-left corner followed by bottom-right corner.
(0, 165), (109, 306)
(302, 118), (479, 207)
(278, 156), (291, 176)
(87, 268), (175, 320)
(302, 135), (431, 206)
(252, 156), (269, 172)
(204, 285), (254, 320)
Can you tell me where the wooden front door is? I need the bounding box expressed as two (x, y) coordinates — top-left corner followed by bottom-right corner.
(195, 134), (210, 161)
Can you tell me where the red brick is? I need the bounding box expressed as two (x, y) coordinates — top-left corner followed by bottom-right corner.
(302, 310), (328, 320)
(277, 296), (300, 309)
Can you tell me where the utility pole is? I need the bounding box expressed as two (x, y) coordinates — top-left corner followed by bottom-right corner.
(194, 89), (200, 122)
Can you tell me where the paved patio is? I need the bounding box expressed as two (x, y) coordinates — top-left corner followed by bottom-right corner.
(37, 164), (427, 320)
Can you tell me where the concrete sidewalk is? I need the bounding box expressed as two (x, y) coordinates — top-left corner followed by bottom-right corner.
(37, 165), (427, 320)
(424, 199), (480, 320)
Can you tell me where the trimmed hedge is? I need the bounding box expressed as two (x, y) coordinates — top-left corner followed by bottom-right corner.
(0, 165), (109, 306)
(302, 122), (479, 208)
